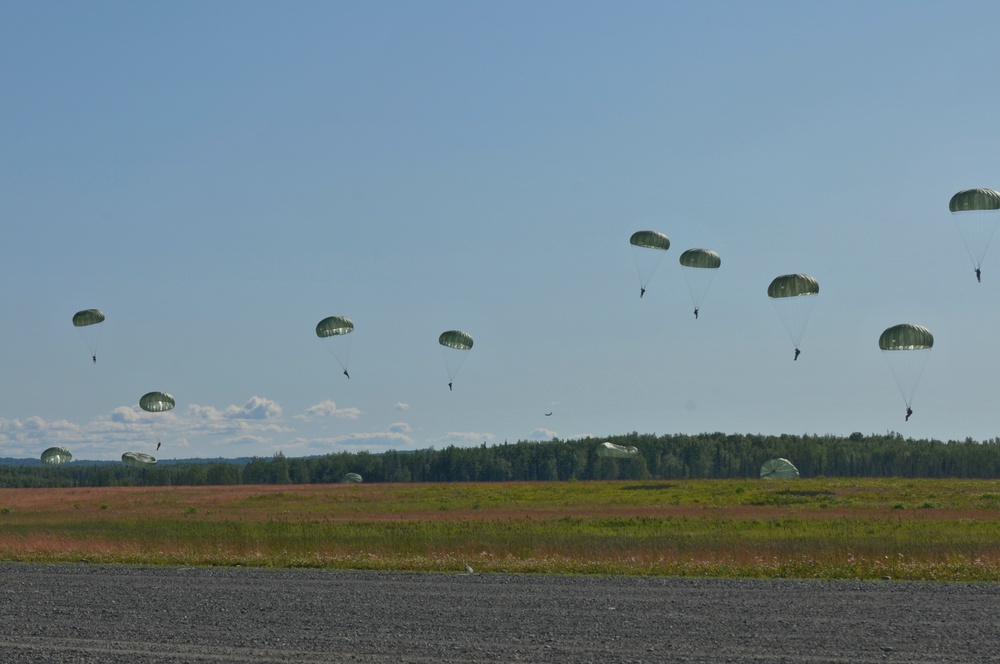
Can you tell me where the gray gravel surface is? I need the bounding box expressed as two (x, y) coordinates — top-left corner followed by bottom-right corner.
(0, 564), (997, 663)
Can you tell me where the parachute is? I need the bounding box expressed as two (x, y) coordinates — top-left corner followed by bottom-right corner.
(768, 274), (819, 359)
(122, 452), (157, 466)
(596, 442), (639, 458)
(439, 330), (473, 390)
(678, 249), (721, 317)
(879, 324), (933, 414)
(760, 458), (799, 479)
(341, 473), (363, 483)
(629, 230), (670, 297)
(40, 446), (72, 465)
(316, 316), (354, 378)
(72, 309), (105, 363)
(950, 188), (1000, 280)
(139, 392), (175, 413)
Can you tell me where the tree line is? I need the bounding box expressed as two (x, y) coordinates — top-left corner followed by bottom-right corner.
(3, 431), (1000, 488)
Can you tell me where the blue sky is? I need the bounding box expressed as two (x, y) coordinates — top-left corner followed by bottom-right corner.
(3, 1), (1000, 461)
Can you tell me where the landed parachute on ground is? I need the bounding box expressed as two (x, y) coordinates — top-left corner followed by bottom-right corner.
(72, 309), (105, 363)
(40, 446), (72, 465)
(122, 451), (157, 466)
(341, 473), (363, 483)
(879, 323), (933, 420)
(439, 330), (473, 390)
(950, 188), (1000, 281)
(316, 315), (354, 379)
(768, 274), (819, 360)
(629, 230), (670, 298)
(760, 458), (799, 479)
(596, 442), (639, 458)
(679, 249), (721, 318)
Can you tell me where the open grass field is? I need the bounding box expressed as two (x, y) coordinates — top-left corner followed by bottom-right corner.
(0, 478), (998, 581)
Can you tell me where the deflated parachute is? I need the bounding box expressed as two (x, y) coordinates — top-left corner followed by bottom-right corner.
(41, 446), (72, 465)
(596, 442), (639, 458)
(122, 452), (157, 466)
(341, 473), (363, 483)
(760, 458), (799, 479)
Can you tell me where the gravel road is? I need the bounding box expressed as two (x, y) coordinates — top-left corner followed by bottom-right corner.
(0, 564), (996, 663)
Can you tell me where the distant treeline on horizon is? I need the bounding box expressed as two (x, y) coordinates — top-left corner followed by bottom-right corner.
(2, 432), (1000, 488)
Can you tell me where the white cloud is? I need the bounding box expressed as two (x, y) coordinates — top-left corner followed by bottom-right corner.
(387, 422), (411, 433)
(300, 400), (362, 420)
(188, 396), (282, 421)
(441, 431), (494, 443)
(529, 428), (558, 440)
(393, 402), (410, 411)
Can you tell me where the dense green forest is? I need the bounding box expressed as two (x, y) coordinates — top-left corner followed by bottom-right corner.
(3, 431), (1000, 488)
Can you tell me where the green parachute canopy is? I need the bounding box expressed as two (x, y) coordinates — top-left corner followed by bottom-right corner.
(341, 473), (363, 483)
(72, 309), (105, 361)
(72, 309), (105, 327)
(439, 330), (473, 388)
(439, 330), (474, 350)
(679, 248), (721, 269)
(41, 446), (72, 465)
(879, 324), (934, 351)
(139, 392), (175, 413)
(315, 316), (354, 338)
(596, 442), (639, 458)
(122, 451), (157, 466)
(768, 274), (819, 356)
(316, 316), (355, 377)
(767, 274), (819, 298)
(950, 188), (1000, 276)
(630, 230), (671, 296)
(679, 249), (721, 316)
(880, 324), (934, 410)
(629, 230), (671, 251)
(760, 458), (799, 479)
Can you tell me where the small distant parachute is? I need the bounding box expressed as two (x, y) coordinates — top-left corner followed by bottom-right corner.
(72, 309), (105, 363)
(41, 446), (72, 465)
(122, 451), (157, 466)
(439, 330), (473, 390)
(596, 442), (639, 458)
(679, 249), (721, 318)
(139, 392), (175, 413)
(760, 458), (799, 479)
(879, 324), (934, 417)
(950, 188), (1000, 281)
(316, 315), (354, 378)
(629, 230), (670, 298)
(341, 473), (363, 483)
(768, 274), (819, 359)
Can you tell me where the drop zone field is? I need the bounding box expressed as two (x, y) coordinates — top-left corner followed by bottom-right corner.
(0, 478), (998, 581)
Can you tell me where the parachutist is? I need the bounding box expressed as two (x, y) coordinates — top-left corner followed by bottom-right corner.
(693, 308), (699, 319)
(156, 442), (161, 451)
(448, 382), (452, 391)
(794, 348), (801, 361)
(640, 287), (645, 298)
(976, 267), (982, 283)
(92, 355), (96, 364)
(905, 407), (913, 421)
(343, 369), (350, 379)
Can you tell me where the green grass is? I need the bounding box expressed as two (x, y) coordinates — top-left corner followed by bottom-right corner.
(0, 479), (998, 581)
